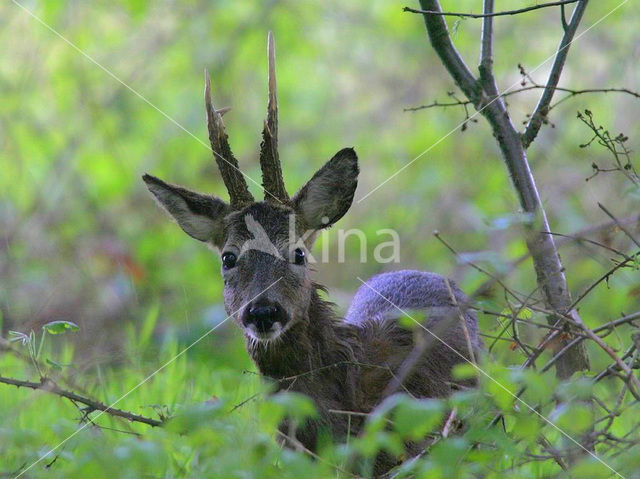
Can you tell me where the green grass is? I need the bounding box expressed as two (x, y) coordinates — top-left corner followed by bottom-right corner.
(2, 317), (639, 478)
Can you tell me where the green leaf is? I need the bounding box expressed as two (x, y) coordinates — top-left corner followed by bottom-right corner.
(499, 307), (532, 320)
(429, 437), (470, 472)
(397, 313), (419, 330)
(364, 394), (403, 434)
(452, 362), (478, 380)
(511, 413), (541, 441)
(393, 397), (444, 440)
(43, 321), (80, 335)
(517, 308), (532, 320)
(483, 364), (518, 412)
(166, 401), (225, 433)
(551, 402), (593, 435)
(269, 392), (318, 421)
(356, 430), (404, 458)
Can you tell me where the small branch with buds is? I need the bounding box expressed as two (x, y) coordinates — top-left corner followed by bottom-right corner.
(0, 375), (163, 427)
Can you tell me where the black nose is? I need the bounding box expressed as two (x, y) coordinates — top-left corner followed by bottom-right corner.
(243, 301), (285, 333)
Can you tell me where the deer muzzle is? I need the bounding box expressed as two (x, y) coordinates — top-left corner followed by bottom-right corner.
(241, 299), (289, 339)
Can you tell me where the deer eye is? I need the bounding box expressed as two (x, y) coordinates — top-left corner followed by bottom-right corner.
(293, 248), (306, 265)
(221, 252), (237, 270)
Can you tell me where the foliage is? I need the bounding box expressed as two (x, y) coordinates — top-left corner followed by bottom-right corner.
(2, 327), (640, 478)
(1, 1), (640, 478)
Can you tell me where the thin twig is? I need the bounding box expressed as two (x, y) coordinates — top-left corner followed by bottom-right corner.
(444, 278), (477, 364)
(522, 0), (589, 147)
(382, 312), (460, 397)
(570, 315), (640, 398)
(404, 1), (579, 19)
(441, 407), (458, 438)
(274, 430), (359, 477)
(568, 250), (640, 311)
(229, 392), (262, 413)
(405, 85), (640, 112)
(579, 110), (639, 184)
(433, 230), (526, 302)
(598, 203), (640, 249)
(541, 311), (640, 374)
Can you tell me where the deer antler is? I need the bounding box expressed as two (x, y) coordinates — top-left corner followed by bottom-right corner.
(204, 70), (254, 208)
(259, 31), (289, 203)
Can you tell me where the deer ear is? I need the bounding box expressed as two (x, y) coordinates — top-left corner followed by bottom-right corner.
(143, 174), (230, 247)
(292, 147), (358, 230)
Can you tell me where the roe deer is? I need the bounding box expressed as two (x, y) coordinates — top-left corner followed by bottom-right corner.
(143, 32), (481, 474)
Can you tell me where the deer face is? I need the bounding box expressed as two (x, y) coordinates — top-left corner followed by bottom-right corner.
(143, 147), (358, 343)
(221, 203), (306, 342)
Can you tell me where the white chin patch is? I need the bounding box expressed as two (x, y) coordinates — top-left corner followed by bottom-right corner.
(246, 321), (284, 342)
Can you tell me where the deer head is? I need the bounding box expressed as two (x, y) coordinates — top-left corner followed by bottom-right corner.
(143, 32), (358, 344)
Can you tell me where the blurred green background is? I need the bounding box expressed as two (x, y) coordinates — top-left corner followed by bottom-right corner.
(1, 1), (639, 476)
(2, 0), (638, 363)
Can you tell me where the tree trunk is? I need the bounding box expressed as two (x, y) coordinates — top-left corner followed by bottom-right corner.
(417, 0), (590, 378)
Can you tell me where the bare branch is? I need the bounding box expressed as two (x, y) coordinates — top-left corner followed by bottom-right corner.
(405, 85), (640, 113)
(433, 231), (526, 303)
(522, 0), (589, 147)
(416, 0), (590, 378)
(539, 435), (570, 471)
(540, 311), (640, 374)
(0, 376), (163, 427)
(405, 1), (580, 19)
(571, 314), (640, 397)
(479, 0), (500, 98)
(561, 3), (569, 30)
(416, 1), (482, 107)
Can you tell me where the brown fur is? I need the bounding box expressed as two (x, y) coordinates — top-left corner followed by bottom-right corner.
(143, 74), (481, 475)
(143, 43), (482, 474)
(144, 159), (481, 476)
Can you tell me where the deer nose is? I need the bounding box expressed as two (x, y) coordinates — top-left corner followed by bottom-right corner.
(243, 302), (285, 333)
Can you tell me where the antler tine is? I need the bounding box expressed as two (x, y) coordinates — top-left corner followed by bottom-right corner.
(204, 69), (254, 208)
(259, 31), (289, 203)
